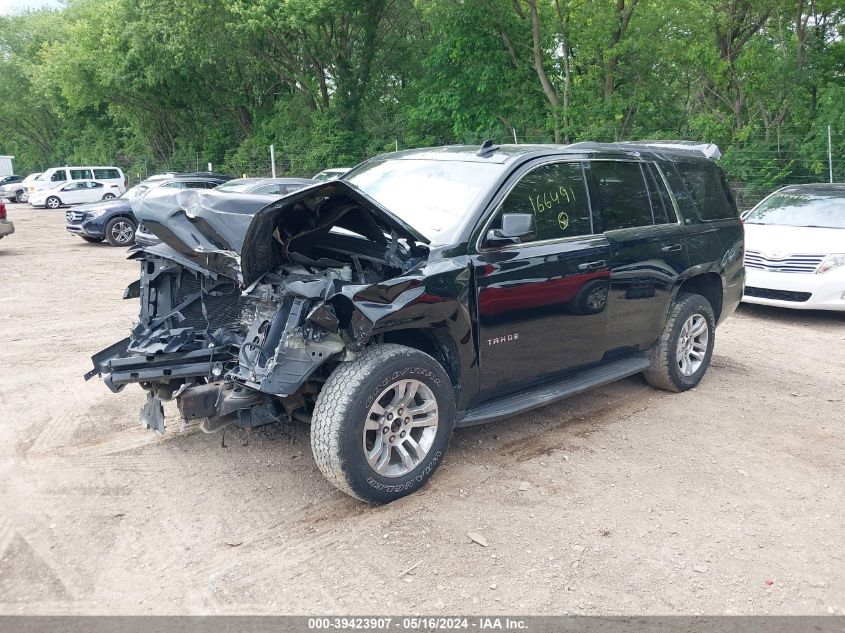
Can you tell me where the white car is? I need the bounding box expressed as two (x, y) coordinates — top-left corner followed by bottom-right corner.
(26, 166), (126, 196)
(28, 180), (123, 209)
(742, 183), (845, 311)
(0, 173), (40, 203)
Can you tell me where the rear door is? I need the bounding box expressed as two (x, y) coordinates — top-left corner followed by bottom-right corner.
(471, 160), (611, 403)
(586, 159), (689, 355)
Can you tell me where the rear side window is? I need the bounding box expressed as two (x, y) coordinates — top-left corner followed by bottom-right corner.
(70, 169), (92, 180)
(589, 161), (653, 230)
(93, 168), (120, 179)
(674, 162), (734, 220)
(86, 181), (103, 189)
(492, 161), (593, 242)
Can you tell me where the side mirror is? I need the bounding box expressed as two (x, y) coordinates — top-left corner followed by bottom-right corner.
(485, 213), (536, 246)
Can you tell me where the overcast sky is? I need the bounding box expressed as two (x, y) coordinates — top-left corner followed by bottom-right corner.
(0, 0), (63, 14)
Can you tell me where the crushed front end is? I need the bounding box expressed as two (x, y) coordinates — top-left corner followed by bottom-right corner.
(86, 182), (431, 434)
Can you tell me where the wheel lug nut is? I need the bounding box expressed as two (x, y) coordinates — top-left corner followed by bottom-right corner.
(400, 431), (406, 438)
(382, 427), (389, 434)
(398, 408), (404, 415)
(390, 435), (396, 443)
(405, 417), (410, 424)
(387, 413), (393, 420)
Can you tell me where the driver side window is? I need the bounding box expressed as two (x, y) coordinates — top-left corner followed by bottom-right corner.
(490, 162), (593, 242)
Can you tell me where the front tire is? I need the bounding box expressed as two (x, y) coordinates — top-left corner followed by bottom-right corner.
(105, 217), (136, 246)
(311, 344), (455, 503)
(46, 196), (61, 209)
(644, 292), (715, 392)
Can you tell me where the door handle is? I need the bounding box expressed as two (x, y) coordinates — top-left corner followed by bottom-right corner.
(661, 243), (682, 253)
(578, 260), (606, 271)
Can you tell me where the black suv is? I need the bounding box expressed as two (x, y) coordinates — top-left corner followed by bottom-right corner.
(87, 142), (744, 503)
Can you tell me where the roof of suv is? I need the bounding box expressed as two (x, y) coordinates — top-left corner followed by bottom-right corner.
(382, 141), (721, 165)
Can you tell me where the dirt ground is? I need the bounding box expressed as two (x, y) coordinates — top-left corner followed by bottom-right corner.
(0, 204), (843, 616)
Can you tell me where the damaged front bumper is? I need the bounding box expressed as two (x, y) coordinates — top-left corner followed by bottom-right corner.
(86, 182), (436, 434)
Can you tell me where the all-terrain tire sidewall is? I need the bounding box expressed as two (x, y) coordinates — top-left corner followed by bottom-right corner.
(644, 292), (716, 392)
(311, 344), (455, 504)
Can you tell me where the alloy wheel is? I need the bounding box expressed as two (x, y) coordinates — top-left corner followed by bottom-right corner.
(111, 220), (134, 245)
(362, 378), (439, 477)
(676, 314), (709, 376)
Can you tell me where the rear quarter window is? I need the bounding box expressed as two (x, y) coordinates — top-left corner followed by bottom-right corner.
(674, 162), (735, 221)
(93, 168), (120, 179)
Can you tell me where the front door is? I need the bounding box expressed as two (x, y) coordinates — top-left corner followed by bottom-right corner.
(472, 160), (611, 403)
(585, 160), (690, 354)
(60, 182), (87, 204)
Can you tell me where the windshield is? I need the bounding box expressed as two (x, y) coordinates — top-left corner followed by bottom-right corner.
(746, 191), (845, 229)
(345, 158), (504, 242)
(215, 178), (263, 192)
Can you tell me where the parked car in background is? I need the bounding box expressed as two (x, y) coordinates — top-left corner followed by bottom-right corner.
(743, 183), (845, 311)
(65, 187), (139, 246)
(213, 177), (316, 195)
(0, 173), (38, 203)
(0, 201), (13, 240)
(29, 180), (123, 209)
(313, 167), (351, 182)
(88, 141), (744, 503)
(0, 175), (23, 188)
(67, 174), (230, 247)
(27, 166), (126, 197)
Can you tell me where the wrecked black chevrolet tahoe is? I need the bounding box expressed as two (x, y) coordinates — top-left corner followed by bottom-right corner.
(87, 142), (744, 503)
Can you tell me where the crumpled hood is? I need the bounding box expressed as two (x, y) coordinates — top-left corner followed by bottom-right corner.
(134, 181), (429, 285)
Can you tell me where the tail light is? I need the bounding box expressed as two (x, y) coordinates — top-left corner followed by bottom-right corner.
(0, 201), (6, 220)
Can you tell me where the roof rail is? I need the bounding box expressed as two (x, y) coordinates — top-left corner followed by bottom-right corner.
(619, 141), (722, 160)
(567, 141), (722, 160)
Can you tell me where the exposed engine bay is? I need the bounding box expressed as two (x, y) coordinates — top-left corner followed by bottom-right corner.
(86, 181), (434, 434)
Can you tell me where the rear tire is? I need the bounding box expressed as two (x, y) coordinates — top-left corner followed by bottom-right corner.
(311, 344), (455, 503)
(14, 190), (25, 203)
(105, 217), (136, 246)
(644, 292), (715, 392)
(102, 193), (116, 200)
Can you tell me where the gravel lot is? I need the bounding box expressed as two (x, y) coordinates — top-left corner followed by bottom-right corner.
(0, 204), (843, 615)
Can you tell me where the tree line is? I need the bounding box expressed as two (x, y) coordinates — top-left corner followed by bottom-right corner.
(0, 0), (843, 201)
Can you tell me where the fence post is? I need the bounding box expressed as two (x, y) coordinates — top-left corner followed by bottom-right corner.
(270, 144), (276, 178)
(828, 125), (833, 183)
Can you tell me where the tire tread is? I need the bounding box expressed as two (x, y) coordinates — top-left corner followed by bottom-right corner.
(311, 344), (424, 501)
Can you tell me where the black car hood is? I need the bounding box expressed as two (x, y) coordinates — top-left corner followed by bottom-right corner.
(134, 181), (429, 286)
